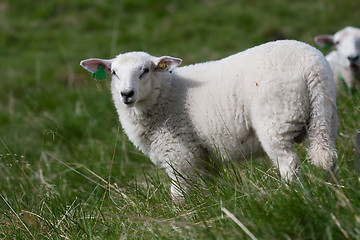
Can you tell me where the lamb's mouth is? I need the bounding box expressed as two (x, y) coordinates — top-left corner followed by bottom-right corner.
(123, 99), (136, 106)
(350, 63), (360, 72)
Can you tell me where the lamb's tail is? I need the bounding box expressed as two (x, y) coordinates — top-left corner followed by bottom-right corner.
(306, 55), (338, 172)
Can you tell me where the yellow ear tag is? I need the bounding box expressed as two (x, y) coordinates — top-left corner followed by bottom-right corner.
(159, 62), (167, 69)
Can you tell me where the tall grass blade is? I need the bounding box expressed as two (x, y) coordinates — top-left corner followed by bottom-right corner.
(0, 194), (36, 240)
(221, 207), (257, 240)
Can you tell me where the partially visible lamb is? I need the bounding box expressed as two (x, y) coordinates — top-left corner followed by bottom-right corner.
(80, 40), (337, 201)
(315, 26), (360, 90)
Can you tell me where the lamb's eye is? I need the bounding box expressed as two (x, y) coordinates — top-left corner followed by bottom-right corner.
(140, 68), (149, 78)
(112, 70), (116, 75)
(335, 41), (340, 45)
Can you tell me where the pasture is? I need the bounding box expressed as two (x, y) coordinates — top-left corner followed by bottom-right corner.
(1, 0), (360, 239)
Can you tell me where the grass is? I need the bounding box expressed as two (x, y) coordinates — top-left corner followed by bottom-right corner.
(1, 0), (360, 239)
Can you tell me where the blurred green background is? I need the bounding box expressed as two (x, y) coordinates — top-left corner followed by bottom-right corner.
(1, 0), (360, 238)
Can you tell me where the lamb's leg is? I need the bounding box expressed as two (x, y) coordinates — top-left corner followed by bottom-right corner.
(165, 164), (198, 204)
(262, 143), (299, 181)
(165, 152), (214, 203)
(253, 119), (300, 181)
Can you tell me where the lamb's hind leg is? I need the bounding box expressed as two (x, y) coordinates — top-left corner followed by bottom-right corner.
(264, 144), (299, 181)
(253, 119), (301, 181)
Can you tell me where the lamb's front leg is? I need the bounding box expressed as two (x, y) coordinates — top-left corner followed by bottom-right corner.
(165, 165), (197, 203)
(163, 148), (211, 203)
(150, 132), (211, 203)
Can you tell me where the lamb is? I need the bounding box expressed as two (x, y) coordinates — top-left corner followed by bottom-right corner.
(80, 40), (337, 201)
(314, 26), (360, 91)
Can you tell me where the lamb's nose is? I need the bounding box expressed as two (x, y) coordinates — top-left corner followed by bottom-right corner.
(348, 55), (359, 63)
(121, 90), (134, 98)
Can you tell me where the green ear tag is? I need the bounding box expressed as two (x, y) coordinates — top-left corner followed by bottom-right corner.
(324, 41), (332, 50)
(92, 65), (107, 80)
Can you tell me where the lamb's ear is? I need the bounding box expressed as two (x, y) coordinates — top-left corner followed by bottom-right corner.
(80, 58), (112, 74)
(314, 35), (335, 49)
(153, 56), (182, 72)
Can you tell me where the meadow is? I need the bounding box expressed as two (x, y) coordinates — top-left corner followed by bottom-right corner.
(1, 0), (360, 239)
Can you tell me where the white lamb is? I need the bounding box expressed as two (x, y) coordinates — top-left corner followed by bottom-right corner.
(80, 40), (337, 201)
(314, 26), (360, 91)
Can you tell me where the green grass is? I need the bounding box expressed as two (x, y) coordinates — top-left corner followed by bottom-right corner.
(1, 0), (360, 239)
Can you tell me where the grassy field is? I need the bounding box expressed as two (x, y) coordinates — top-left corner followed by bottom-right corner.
(1, 0), (360, 239)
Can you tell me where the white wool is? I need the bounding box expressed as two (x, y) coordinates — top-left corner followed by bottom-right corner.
(81, 40), (337, 201)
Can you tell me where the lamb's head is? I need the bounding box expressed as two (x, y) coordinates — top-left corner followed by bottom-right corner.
(80, 52), (182, 107)
(315, 26), (360, 72)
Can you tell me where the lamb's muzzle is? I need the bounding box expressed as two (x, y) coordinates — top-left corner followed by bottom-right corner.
(121, 90), (135, 105)
(348, 56), (360, 71)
